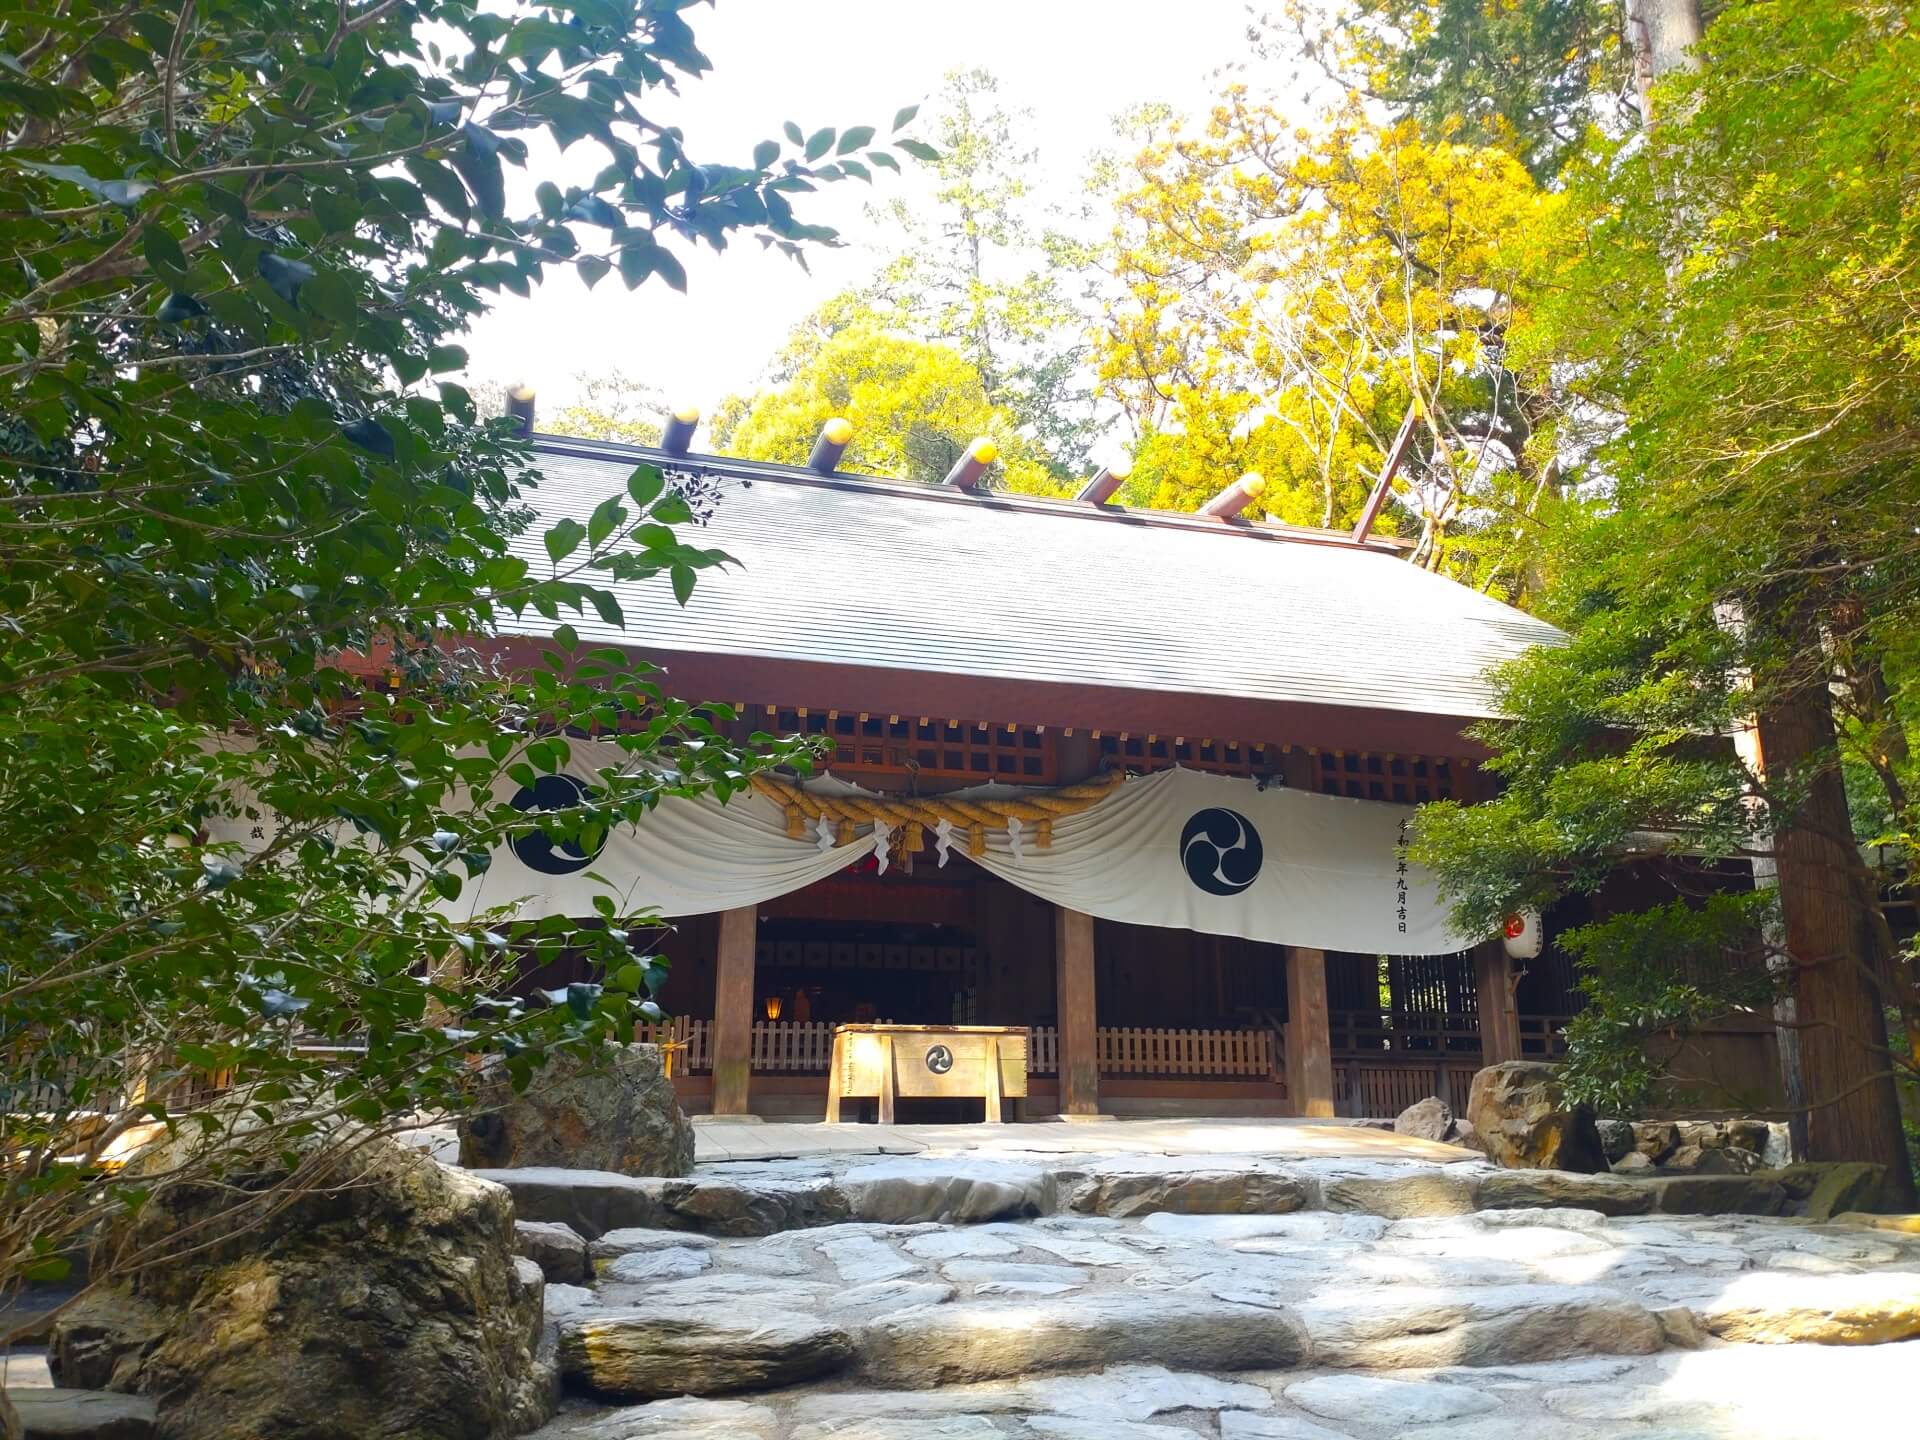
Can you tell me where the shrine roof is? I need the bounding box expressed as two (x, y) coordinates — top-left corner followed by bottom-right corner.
(508, 435), (1563, 727)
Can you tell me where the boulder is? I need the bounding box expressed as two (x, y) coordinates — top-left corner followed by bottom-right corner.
(1629, 1121), (1680, 1164)
(1659, 1144), (1763, 1176)
(50, 1127), (549, 1440)
(1802, 1163), (1891, 1220)
(1464, 1062), (1608, 1173)
(1612, 1151), (1653, 1174)
(1594, 1118), (1635, 1164)
(458, 1043), (693, 1177)
(1392, 1097), (1454, 1142)
(559, 1305), (854, 1399)
(515, 1220), (592, 1284)
(1449, 1118), (1489, 1155)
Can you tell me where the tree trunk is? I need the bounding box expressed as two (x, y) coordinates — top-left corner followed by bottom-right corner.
(1755, 680), (1916, 1204)
(1624, 0), (1704, 123)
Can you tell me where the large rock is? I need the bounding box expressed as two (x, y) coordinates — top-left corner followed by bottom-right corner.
(1594, 1118), (1635, 1164)
(516, 1220), (592, 1284)
(459, 1043), (693, 1177)
(857, 1294), (1311, 1387)
(1465, 1062), (1608, 1173)
(559, 1305), (854, 1398)
(1629, 1121), (1680, 1164)
(1393, 1097), (1454, 1142)
(50, 1128), (549, 1440)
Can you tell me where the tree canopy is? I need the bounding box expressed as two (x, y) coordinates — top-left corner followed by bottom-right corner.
(0, 0), (918, 1340)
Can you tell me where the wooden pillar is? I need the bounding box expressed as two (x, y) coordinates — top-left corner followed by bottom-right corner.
(710, 905), (757, 1116)
(1054, 906), (1101, 1117)
(1473, 941), (1524, 1066)
(1285, 946), (1335, 1117)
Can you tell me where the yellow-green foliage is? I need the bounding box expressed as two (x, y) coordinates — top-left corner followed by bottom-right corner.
(722, 322), (1065, 495)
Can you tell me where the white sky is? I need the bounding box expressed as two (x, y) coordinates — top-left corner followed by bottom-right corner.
(459, 0), (1270, 416)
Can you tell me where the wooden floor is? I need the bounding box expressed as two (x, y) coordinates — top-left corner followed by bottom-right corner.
(691, 1114), (1475, 1165)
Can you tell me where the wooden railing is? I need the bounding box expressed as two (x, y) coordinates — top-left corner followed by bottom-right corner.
(1025, 1025), (1276, 1080)
(749, 1021), (833, 1071)
(635, 1016), (712, 1072)
(1520, 1014), (1573, 1057)
(1333, 1057), (1482, 1119)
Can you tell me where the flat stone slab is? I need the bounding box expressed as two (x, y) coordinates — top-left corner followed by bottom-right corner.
(1286, 1374), (1503, 1425)
(1296, 1283), (1664, 1368)
(856, 1293), (1310, 1386)
(1685, 1270), (1920, 1343)
(559, 1305), (854, 1399)
(12, 1388), (158, 1440)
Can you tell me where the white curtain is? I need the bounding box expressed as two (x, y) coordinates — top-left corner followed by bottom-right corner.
(949, 767), (1475, 955)
(209, 737), (1474, 953)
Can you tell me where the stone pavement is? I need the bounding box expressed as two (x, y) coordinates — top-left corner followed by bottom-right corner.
(501, 1132), (1920, 1440)
(688, 1116), (1478, 1165)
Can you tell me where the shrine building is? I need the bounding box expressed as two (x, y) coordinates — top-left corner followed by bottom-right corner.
(476, 419), (1783, 1122)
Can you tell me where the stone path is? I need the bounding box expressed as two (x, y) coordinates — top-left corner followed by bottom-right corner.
(686, 1117), (1476, 1165)
(506, 1146), (1920, 1440)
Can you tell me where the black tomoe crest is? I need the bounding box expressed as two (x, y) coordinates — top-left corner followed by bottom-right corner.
(509, 774), (606, 876)
(1179, 807), (1263, 896)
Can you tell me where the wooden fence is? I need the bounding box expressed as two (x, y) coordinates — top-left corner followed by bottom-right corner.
(1333, 1058), (1482, 1119)
(638, 1020), (1278, 1081)
(1026, 1026), (1276, 1079)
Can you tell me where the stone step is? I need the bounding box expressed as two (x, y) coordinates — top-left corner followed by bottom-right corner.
(559, 1305), (854, 1400)
(11, 1387), (157, 1440)
(856, 1294), (1312, 1387)
(480, 1154), (1872, 1242)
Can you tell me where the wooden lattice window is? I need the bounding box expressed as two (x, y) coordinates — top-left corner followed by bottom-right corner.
(751, 710), (1058, 784)
(1315, 751), (1455, 803)
(1096, 734), (1272, 778)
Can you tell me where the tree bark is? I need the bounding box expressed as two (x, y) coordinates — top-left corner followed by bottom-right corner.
(1755, 680), (1916, 1203)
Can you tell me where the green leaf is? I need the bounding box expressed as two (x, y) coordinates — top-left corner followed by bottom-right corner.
(553, 622), (578, 650)
(804, 126), (835, 161)
(626, 465), (665, 508)
(589, 588), (625, 629)
(836, 125), (875, 154)
(544, 517), (586, 564)
(752, 138), (779, 169)
(588, 495), (628, 548)
(896, 138), (939, 163)
(892, 104), (919, 131)
(428, 344), (467, 373)
(783, 120), (805, 145)
(670, 563), (695, 607)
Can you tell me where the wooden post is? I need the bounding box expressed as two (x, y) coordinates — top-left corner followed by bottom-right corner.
(710, 905), (757, 1116)
(982, 1034), (1004, 1124)
(876, 1033), (897, 1125)
(824, 1029), (846, 1124)
(1054, 906), (1101, 1117)
(1285, 947), (1335, 1117)
(1473, 941), (1524, 1066)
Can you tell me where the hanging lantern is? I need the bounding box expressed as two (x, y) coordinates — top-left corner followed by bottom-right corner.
(1502, 908), (1543, 961)
(764, 994), (783, 1020)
